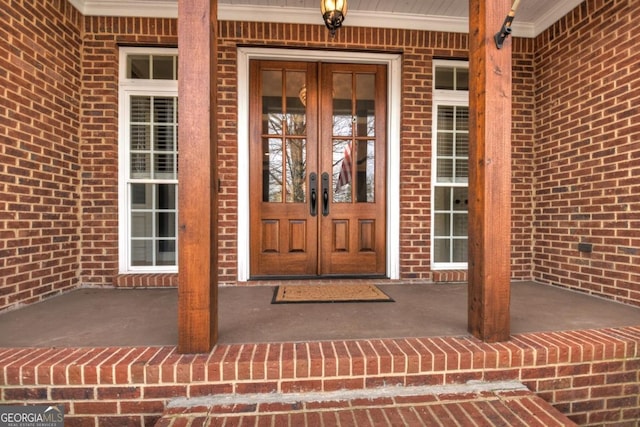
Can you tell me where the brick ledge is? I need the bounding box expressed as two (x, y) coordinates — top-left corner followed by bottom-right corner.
(113, 273), (178, 288)
(432, 270), (467, 283)
(1, 327), (638, 426)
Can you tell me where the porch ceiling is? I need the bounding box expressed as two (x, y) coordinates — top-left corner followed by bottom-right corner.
(69, 0), (585, 38)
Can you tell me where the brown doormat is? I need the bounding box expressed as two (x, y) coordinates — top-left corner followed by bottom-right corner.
(272, 284), (394, 304)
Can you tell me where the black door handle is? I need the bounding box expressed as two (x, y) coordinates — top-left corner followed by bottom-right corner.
(309, 173), (317, 216)
(321, 172), (330, 216)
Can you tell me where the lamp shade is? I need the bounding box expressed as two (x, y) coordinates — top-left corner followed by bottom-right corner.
(321, 0), (347, 37)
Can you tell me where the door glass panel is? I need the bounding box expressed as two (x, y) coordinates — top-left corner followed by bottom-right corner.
(356, 73), (375, 137)
(285, 71), (306, 136)
(355, 140), (374, 202)
(285, 138), (306, 203)
(262, 138), (283, 202)
(333, 140), (352, 202)
(261, 68), (310, 204)
(262, 70), (283, 135)
(333, 73), (353, 137)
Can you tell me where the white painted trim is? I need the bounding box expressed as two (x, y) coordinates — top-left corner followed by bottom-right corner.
(236, 48), (250, 283)
(68, 1), (571, 37)
(530, 0), (585, 36)
(236, 47), (402, 282)
(81, 0), (178, 18)
(386, 56), (402, 281)
(221, 5), (470, 35)
(510, 22), (536, 39)
(67, 0), (85, 14)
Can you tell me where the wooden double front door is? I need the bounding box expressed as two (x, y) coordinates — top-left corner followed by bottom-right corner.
(249, 60), (387, 277)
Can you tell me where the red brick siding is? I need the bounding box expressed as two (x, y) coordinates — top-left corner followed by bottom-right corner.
(1, 327), (638, 426)
(533, 0), (640, 306)
(79, 17), (178, 289)
(512, 38), (537, 279)
(0, 0), (82, 311)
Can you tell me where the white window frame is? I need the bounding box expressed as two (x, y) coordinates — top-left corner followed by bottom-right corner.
(118, 47), (179, 273)
(431, 59), (469, 270)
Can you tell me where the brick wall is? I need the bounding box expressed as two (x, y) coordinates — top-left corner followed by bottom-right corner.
(79, 17), (178, 290)
(533, 0), (640, 306)
(1, 328), (638, 426)
(0, 0), (82, 311)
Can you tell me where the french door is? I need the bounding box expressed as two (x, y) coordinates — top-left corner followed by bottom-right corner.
(249, 60), (387, 277)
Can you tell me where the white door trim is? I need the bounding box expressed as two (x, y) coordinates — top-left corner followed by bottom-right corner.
(237, 47), (401, 281)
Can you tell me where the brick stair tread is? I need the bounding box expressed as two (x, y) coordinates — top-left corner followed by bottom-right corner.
(155, 382), (577, 427)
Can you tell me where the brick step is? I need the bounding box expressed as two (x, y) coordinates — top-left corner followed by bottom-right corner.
(155, 382), (578, 426)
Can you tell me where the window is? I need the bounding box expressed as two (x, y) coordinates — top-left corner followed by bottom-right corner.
(119, 47), (178, 272)
(432, 60), (469, 269)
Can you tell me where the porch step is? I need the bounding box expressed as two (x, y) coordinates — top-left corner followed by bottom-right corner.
(155, 381), (577, 426)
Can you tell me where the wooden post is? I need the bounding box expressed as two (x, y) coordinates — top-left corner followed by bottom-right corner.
(468, 0), (512, 342)
(177, 0), (218, 353)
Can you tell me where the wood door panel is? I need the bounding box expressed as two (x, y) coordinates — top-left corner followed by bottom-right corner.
(319, 63), (387, 276)
(261, 219), (280, 253)
(253, 216), (317, 275)
(358, 219), (375, 252)
(288, 220), (307, 252)
(250, 60), (386, 278)
(249, 61), (318, 277)
(321, 207), (385, 275)
(331, 220), (349, 252)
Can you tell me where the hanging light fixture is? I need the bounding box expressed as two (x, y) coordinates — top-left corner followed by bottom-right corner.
(321, 0), (347, 37)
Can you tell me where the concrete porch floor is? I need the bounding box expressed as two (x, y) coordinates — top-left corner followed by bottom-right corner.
(1, 281), (640, 348)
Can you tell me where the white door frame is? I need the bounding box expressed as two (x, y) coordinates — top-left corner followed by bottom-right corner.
(237, 47), (401, 281)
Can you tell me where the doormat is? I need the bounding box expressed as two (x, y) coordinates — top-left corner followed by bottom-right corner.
(272, 284), (394, 304)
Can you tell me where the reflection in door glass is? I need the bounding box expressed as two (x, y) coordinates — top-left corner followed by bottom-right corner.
(286, 138), (306, 203)
(356, 74), (375, 137)
(285, 71), (306, 136)
(355, 141), (375, 202)
(332, 73), (353, 137)
(333, 140), (352, 202)
(262, 138), (283, 202)
(262, 70), (283, 135)
(333, 140), (375, 203)
(261, 67), (309, 204)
